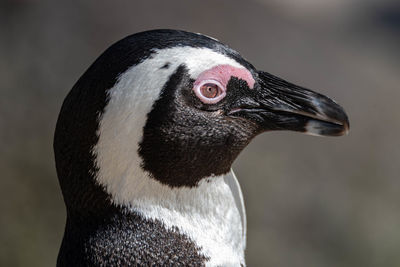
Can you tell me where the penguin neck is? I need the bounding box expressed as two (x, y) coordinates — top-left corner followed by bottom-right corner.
(100, 169), (236, 220)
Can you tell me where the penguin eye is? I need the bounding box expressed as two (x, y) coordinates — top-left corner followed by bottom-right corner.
(194, 80), (226, 104)
(201, 83), (219, 98)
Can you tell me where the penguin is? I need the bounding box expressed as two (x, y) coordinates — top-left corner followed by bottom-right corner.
(54, 29), (349, 266)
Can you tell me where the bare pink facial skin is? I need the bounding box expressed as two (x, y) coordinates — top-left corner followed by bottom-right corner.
(193, 64), (255, 104)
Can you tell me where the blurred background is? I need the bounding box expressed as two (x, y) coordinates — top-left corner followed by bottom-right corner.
(1, 0), (399, 266)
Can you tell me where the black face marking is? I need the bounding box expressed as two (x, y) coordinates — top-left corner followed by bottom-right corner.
(138, 66), (258, 187)
(57, 209), (208, 266)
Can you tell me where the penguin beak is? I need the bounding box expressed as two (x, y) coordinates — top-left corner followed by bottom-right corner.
(228, 71), (349, 136)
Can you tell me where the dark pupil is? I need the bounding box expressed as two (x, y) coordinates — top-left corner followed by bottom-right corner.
(201, 84), (219, 98)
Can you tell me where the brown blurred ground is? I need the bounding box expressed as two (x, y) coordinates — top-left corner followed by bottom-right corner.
(1, 0), (400, 266)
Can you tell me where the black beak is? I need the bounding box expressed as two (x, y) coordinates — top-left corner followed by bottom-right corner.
(228, 71), (349, 136)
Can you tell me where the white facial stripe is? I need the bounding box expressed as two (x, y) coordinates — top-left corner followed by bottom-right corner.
(92, 46), (247, 265)
(180, 47), (244, 78)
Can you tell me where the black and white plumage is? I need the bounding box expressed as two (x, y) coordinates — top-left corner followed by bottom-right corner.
(54, 29), (349, 266)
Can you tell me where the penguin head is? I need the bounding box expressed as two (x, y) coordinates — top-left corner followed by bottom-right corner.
(54, 30), (348, 210)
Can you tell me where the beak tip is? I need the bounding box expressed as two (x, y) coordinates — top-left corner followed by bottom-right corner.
(320, 104), (350, 137)
(336, 110), (350, 136)
(342, 120), (350, 136)
(304, 115), (350, 137)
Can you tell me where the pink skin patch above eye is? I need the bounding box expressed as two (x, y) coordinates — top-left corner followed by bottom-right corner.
(193, 65), (255, 104)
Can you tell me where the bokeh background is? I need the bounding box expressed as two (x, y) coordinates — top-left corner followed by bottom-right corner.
(1, 0), (399, 266)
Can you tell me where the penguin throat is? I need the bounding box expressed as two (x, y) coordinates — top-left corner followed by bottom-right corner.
(93, 169), (246, 267)
(138, 136), (243, 187)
